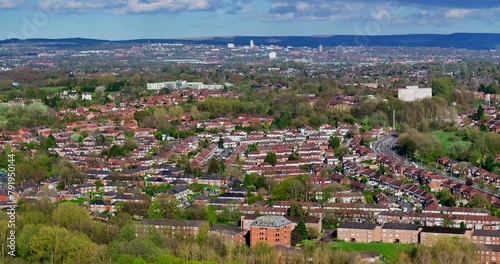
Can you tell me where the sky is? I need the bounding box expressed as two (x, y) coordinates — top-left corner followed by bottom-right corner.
(0, 0), (499, 40)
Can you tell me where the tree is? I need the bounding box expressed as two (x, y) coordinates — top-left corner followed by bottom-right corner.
(436, 189), (456, 207)
(328, 136), (341, 149)
(288, 203), (306, 218)
(217, 137), (224, 149)
(207, 157), (221, 174)
(148, 199), (163, 219)
(46, 134), (57, 149)
(467, 194), (490, 209)
(20, 225), (101, 264)
(152, 107), (169, 130)
(264, 152), (277, 165)
(431, 77), (454, 102)
(480, 123), (488, 132)
(477, 104), (486, 120)
(190, 105), (200, 121)
(335, 145), (349, 161)
(158, 195), (183, 219)
(291, 220), (308, 246)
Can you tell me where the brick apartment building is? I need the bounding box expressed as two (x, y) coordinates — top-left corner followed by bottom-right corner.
(478, 244), (500, 264)
(338, 222), (421, 244)
(210, 224), (248, 245)
(249, 216), (294, 248)
(337, 222), (381, 243)
(473, 230), (500, 246)
(241, 214), (322, 235)
(381, 223), (421, 244)
(419, 226), (472, 246)
(137, 219), (209, 238)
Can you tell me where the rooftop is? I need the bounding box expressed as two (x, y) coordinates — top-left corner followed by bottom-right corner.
(420, 226), (470, 235)
(338, 222), (379, 230)
(250, 216), (292, 228)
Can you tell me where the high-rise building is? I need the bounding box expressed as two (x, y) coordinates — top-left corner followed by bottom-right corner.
(227, 43), (235, 49)
(318, 44), (324, 53)
(250, 40), (255, 48)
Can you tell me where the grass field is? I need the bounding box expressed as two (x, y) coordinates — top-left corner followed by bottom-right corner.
(429, 130), (456, 148)
(429, 130), (471, 151)
(331, 242), (415, 262)
(40, 86), (66, 92)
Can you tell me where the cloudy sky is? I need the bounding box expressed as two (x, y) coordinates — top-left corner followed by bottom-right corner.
(0, 0), (499, 40)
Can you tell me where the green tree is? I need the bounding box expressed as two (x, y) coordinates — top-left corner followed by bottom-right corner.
(46, 134), (57, 149)
(467, 194), (490, 209)
(52, 203), (92, 234)
(328, 136), (341, 149)
(477, 104), (486, 120)
(264, 152), (278, 165)
(431, 77), (454, 102)
(288, 203), (306, 218)
(291, 219), (308, 246)
(217, 137), (224, 149)
(148, 199), (163, 219)
(436, 189), (456, 207)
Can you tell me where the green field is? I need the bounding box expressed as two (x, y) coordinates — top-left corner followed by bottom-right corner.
(429, 130), (472, 150)
(40, 86), (67, 92)
(429, 130), (456, 148)
(331, 242), (415, 262)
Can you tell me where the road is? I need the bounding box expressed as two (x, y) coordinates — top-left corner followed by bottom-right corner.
(372, 135), (409, 166)
(372, 135), (498, 197)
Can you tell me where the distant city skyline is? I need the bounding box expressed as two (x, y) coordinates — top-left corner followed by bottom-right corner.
(0, 0), (499, 40)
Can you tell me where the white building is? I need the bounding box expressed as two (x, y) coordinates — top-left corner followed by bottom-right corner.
(147, 80), (224, 91)
(81, 92), (92, 101)
(398, 86), (432, 102)
(227, 43), (235, 49)
(250, 40), (255, 49)
(269, 52), (277, 60)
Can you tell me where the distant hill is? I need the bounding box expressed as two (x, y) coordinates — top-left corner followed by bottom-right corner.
(2, 33), (500, 50)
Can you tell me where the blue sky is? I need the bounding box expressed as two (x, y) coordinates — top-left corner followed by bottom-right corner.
(0, 0), (499, 40)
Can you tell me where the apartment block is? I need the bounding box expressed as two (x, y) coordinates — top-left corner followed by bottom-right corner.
(473, 230), (500, 245)
(249, 216), (293, 248)
(381, 223), (421, 244)
(337, 222), (381, 243)
(419, 226), (472, 246)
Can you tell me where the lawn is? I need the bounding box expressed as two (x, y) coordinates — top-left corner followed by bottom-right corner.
(59, 198), (85, 204)
(331, 242), (415, 262)
(429, 130), (471, 152)
(429, 130), (456, 149)
(40, 86), (66, 92)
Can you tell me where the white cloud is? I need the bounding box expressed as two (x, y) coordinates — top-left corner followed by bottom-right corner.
(0, 0), (22, 9)
(39, 0), (234, 14)
(444, 8), (472, 18)
(120, 0), (211, 14)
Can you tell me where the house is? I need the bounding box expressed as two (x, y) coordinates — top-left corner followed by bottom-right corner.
(167, 186), (192, 201)
(249, 215), (294, 248)
(210, 224), (248, 245)
(197, 174), (225, 186)
(337, 222), (381, 243)
(88, 200), (111, 213)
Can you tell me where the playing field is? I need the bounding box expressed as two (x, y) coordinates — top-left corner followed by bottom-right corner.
(331, 242), (414, 261)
